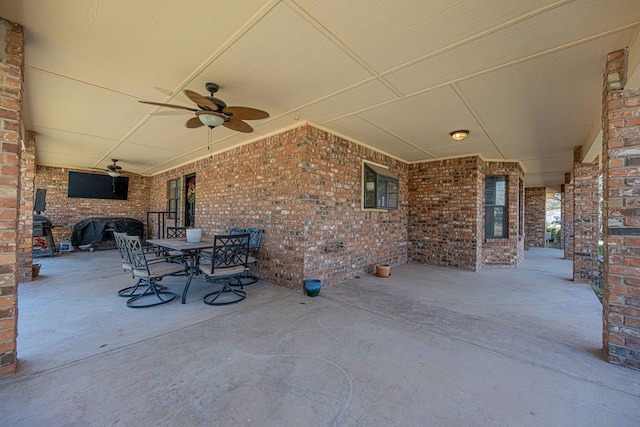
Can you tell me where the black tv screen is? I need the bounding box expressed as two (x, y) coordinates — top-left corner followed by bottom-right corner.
(67, 171), (129, 200)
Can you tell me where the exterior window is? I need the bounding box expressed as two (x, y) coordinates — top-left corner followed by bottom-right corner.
(485, 175), (507, 238)
(518, 179), (523, 236)
(168, 178), (181, 219)
(363, 163), (399, 210)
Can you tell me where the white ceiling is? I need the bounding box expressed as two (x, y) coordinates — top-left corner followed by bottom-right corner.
(1, 0), (639, 192)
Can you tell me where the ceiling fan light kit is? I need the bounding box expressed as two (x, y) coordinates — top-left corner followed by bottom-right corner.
(139, 82), (269, 133)
(197, 111), (226, 128)
(450, 130), (469, 142)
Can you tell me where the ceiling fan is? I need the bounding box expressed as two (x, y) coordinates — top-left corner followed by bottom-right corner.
(139, 82), (269, 133)
(106, 159), (123, 177)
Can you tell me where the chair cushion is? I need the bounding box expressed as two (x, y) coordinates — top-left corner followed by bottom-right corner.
(198, 264), (245, 278)
(133, 262), (185, 279)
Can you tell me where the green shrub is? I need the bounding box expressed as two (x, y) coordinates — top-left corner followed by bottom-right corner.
(546, 225), (561, 242)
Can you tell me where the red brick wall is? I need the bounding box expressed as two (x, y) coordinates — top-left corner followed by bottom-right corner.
(0, 17), (23, 377)
(563, 173), (574, 259)
(602, 48), (640, 369)
(34, 166), (151, 245)
(408, 156), (524, 270)
(572, 147), (599, 283)
(304, 127), (408, 282)
(408, 156), (481, 270)
(148, 125), (408, 289)
(482, 161), (525, 267)
(560, 184), (565, 249)
(524, 186), (546, 249)
(17, 131), (35, 281)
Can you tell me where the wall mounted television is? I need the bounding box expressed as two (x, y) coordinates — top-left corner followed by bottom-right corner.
(67, 171), (129, 200)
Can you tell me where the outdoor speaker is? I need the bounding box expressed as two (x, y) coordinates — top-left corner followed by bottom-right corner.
(34, 188), (46, 213)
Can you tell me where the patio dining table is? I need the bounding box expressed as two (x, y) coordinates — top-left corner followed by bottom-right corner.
(146, 237), (213, 304)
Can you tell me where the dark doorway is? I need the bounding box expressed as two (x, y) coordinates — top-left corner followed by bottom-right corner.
(185, 174), (196, 227)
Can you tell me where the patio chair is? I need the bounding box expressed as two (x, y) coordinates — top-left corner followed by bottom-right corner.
(192, 233), (250, 306)
(166, 226), (188, 238)
(229, 227), (245, 234)
(162, 226), (190, 262)
(113, 231), (167, 298)
(239, 227), (263, 285)
(199, 226), (243, 258)
(122, 234), (187, 308)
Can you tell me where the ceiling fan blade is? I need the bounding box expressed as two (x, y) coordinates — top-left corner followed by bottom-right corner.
(152, 110), (193, 116)
(139, 100), (197, 112)
(184, 90), (219, 111)
(223, 117), (253, 133)
(186, 117), (204, 128)
(223, 106), (269, 120)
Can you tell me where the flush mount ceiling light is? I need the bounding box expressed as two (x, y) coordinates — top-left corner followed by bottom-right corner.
(450, 129), (469, 142)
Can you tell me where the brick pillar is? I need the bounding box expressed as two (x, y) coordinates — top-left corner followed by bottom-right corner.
(18, 131), (35, 281)
(602, 48), (640, 369)
(563, 173), (574, 259)
(572, 147), (600, 283)
(560, 184), (565, 249)
(524, 187), (546, 249)
(0, 18), (24, 377)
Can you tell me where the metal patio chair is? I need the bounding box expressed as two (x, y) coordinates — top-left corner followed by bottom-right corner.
(232, 227), (263, 285)
(191, 233), (250, 306)
(113, 231), (167, 298)
(122, 234), (187, 308)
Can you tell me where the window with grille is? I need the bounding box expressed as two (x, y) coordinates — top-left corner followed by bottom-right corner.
(363, 162), (399, 210)
(168, 178), (181, 220)
(485, 175), (507, 238)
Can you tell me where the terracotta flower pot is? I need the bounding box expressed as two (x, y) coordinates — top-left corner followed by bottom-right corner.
(375, 264), (390, 277)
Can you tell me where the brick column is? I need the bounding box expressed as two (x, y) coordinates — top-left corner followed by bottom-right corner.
(563, 173), (574, 259)
(524, 186), (546, 249)
(602, 48), (640, 369)
(572, 147), (600, 283)
(560, 184), (565, 249)
(0, 18), (23, 377)
(18, 130), (35, 281)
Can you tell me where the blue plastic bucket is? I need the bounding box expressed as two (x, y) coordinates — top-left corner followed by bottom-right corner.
(304, 279), (322, 297)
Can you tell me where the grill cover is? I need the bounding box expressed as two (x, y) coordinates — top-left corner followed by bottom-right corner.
(72, 217), (143, 247)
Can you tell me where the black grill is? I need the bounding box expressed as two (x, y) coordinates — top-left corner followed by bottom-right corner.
(33, 215), (56, 257)
(33, 215), (51, 237)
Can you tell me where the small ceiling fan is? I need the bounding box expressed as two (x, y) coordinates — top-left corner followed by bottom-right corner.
(139, 82), (269, 133)
(106, 159), (123, 177)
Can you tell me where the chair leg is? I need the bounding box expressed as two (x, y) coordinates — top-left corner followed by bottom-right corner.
(118, 278), (144, 297)
(203, 278), (246, 306)
(126, 279), (176, 308)
(118, 278), (166, 297)
(229, 268), (259, 286)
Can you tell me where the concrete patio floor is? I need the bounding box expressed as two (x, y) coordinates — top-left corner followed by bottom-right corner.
(1, 247), (639, 426)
